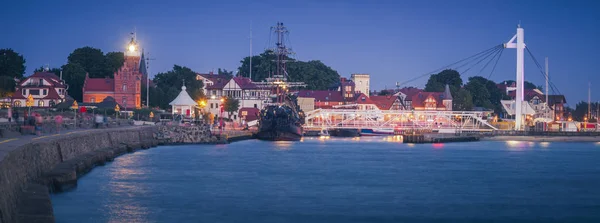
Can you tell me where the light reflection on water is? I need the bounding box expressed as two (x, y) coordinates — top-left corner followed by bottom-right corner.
(51, 138), (600, 222)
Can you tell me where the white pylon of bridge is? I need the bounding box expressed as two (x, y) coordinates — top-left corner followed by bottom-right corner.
(304, 105), (498, 133)
(504, 24), (526, 130)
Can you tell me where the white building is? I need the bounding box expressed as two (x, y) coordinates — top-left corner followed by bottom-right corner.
(351, 73), (370, 95)
(198, 73), (270, 122)
(169, 84), (198, 118)
(12, 72), (68, 108)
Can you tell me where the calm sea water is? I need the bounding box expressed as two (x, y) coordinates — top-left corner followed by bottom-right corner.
(51, 137), (600, 223)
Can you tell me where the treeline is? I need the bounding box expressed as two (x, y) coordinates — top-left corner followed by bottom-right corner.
(424, 69), (543, 114)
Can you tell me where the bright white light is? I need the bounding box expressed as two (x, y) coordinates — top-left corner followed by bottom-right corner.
(128, 44), (136, 52)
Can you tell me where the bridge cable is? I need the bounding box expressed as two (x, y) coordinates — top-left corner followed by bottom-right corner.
(474, 47), (503, 77)
(486, 48), (504, 79)
(460, 47), (504, 75)
(525, 46), (568, 106)
(398, 44), (503, 88)
(526, 47), (561, 95)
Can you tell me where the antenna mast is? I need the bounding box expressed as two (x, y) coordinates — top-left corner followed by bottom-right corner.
(545, 57), (549, 111)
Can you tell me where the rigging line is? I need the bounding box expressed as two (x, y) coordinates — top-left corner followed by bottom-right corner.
(398, 44), (503, 87)
(453, 45), (503, 71)
(526, 47), (565, 98)
(475, 47), (503, 77)
(461, 47), (503, 75)
(487, 49), (504, 79)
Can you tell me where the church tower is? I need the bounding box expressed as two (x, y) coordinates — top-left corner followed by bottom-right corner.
(114, 33), (143, 109)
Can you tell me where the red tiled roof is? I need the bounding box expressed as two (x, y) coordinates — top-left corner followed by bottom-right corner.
(411, 92), (447, 109)
(44, 89), (62, 99)
(84, 77), (114, 92)
(11, 89), (25, 99)
(354, 93), (375, 105)
(18, 72), (67, 88)
(297, 90), (345, 102)
(508, 89), (542, 101)
(199, 73), (231, 90)
(369, 95), (398, 110)
(233, 77), (258, 90)
(11, 88), (63, 100)
(239, 107), (260, 122)
(398, 87), (423, 100)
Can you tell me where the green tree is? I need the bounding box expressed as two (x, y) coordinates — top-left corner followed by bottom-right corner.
(453, 88), (473, 111)
(217, 68), (234, 78)
(33, 66), (62, 76)
(0, 49), (26, 96)
(68, 47), (110, 78)
(153, 65), (204, 109)
(237, 50), (340, 90)
(425, 69), (463, 92)
(223, 96), (240, 119)
(0, 48), (26, 79)
(378, 90), (393, 96)
(105, 52), (125, 74)
(501, 80), (539, 90)
(0, 76), (16, 97)
(465, 76), (509, 113)
(425, 69), (472, 110)
(572, 101), (599, 121)
(62, 63), (87, 101)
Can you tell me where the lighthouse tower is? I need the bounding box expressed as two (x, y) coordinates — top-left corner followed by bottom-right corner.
(114, 33), (143, 109)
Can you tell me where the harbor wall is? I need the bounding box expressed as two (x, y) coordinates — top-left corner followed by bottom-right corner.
(0, 123), (218, 223)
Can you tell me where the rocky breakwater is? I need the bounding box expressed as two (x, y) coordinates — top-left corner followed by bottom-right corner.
(0, 126), (158, 223)
(155, 123), (221, 144)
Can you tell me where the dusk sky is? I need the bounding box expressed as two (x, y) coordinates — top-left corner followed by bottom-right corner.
(1, 0), (599, 104)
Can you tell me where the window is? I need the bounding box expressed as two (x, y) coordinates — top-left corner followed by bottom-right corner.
(14, 100), (21, 107)
(43, 89), (47, 95)
(211, 103), (214, 109)
(242, 111), (248, 116)
(122, 97), (127, 106)
(22, 89), (26, 95)
(122, 84), (127, 91)
(38, 100), (44, 107)
(91, 97), (96, 103)
(254, 104), (257, 108)
(234, 115), (237, 120)
(30, 89), (40, 95)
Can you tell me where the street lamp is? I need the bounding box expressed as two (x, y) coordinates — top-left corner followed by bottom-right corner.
(71, 100), (79, 127)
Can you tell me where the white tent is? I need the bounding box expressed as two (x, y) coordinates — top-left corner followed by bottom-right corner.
(169, 85), (197, 117)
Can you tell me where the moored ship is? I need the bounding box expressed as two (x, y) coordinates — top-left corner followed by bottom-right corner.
(255, 22), (307, 141)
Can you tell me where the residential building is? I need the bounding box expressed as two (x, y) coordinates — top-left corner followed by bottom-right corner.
(82, 35), (144, 109)
(407, 85), (453, 111)
(201, 74), (270, 122)
(11, 71), (68, 108)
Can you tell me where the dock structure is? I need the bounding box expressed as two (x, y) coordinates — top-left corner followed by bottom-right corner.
(402, 133), (480, 144)
(304, 109), (497, 134)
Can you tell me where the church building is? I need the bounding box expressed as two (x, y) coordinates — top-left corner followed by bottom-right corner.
(82, 34), (145, 109)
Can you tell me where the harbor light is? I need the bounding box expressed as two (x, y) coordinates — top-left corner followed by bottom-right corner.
(128, 44), (135, 52)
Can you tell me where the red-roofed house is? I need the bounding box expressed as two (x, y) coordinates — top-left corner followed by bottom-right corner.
(369, 95), (402, 110)
(12, 71), (68, 108)
(202, 75), (271, 122)
(409, 85), (453, 111)
(82, 36), (143, 109)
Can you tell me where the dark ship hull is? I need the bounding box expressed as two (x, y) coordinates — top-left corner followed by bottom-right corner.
(255, 121), (303, 141)
(256, 96), (305, 141)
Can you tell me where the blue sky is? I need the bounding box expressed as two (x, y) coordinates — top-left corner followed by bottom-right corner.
(1, 0), (599, 104)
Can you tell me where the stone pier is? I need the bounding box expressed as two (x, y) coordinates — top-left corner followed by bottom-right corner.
(0, 123), (221, 223)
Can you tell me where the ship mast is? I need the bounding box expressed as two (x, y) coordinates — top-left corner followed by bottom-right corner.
(253, 22), (306, 104)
